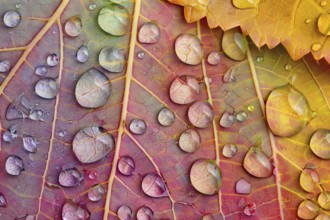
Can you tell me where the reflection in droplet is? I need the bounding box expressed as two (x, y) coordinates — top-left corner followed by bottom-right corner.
(232, 0), (260, 9)
(222, 28), (247, 61)
(76, 46), (89, 63)
(0, 60), (10, 73)
(312, 43), (322, 52)
(3, 125), (18, 143)
(178, 128), (201, 153)
(222, 144), (237, 158)
(142, 173), (168, 198)
(0, 193), (7, 207)
(129, 119), (147, 135)
(188, 101), (214, 128)
(190, 159), (221, 195)
(318, 14), (330, 36)
(297, 200), (319, 220)
(236, 110), (248, 122)
(137, 206), (154, 220)
(64, 16), (82, 37)
(88, 3), (97, 11)
(243, 147), (272, 178)
(118, 156), (135, 176)
(157, 107), (175, 127)
(138, 22), (161, 44)
(299, 168), (320, 193)
(219, 111), (235, 128)
(318, 191), (330, 210)
(207, 51), (221, 65)
(5, 155), (24, 176)
(117, 205), (132, 220)
(310, 129), (330, 160)
(88, 184), (105, 202)
(58, 167), (84, 187)
(175, 33), (202, 65)
(236, 178), (251, 194)
(22, 135), (37, 153)
(3, 10), (21, 28)
(73, 127), (114, 163)
(75, 68), (111, 108)
(98, 4), (130, 36)
(46, 54), (59, 67)
(137, 51), (145, 59)
(35, 78), (59, 99)
(99, 47), (125, 73)
(35, 65), (48, 76)
(62, 201), (90, 220)
(169, 75), (200, 104)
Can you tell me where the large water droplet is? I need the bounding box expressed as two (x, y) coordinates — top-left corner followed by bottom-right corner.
(76, 46), (89, 63)
(118, 156), (135, 176)
(98, 4), (130, 36)
(88, 184), (105, 202)
(35, 65), (48, 76)
(178, 128), (201, 153)
(62, 201), (90, 220)
(22, 135), (37, 153)
(190, 159), (221, 195)
(310, 129), (330, 160)
(157, 107), (175, 127)
(129, 119), (147, 135)
(222, 28), (247, 61)
(232, 0), (260, 9)
(75, 68), (111, 108)
(312, 43), (322, 52)
(0, 193), (7, 207)
(243, 147), (272, 178)
(188, 101), (214, 128)
(175, 33), (202, 65)
(35, 78), (59, 99)
(59, 167), (84, 187)
(5, 155), (24, 176)
(236, 110), (248, 122)
(142, 173), (168, 198)
(138, 22), (160, 44)
(64, 16), (82, 37)
(117, 205), (132, 220)
(219, 111), (236, 128)
(73, 127), (114, 163)
(297, 200), (319, 220)
(207, 51), (221, 65)
(299, 168), (320, 193)
(3, 10), (21, 28)
(46, 54), (59, 67)
(236, 178), (251, 194)
(222, 143), (238, 158)
(318, 192), (330, 210)
(0, 60), (10, 73)
(266, 84), (311, 137)
(3, 125), (18, 142)
(137, 206), (154, 220)
(99, 47), (125, 73)
(169, 75), (200, 105)
(318, 14), (330, 36)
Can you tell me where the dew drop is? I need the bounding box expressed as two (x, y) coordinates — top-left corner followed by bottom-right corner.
(129, 119), (147, 135)
(62, 201), (90, 220)
(244, 202), (256, 216)
(0, 60), (10, 73)
(137, 51), (145, 59)
(118, 156), (135, 176)
(117, 205), (132, 220)
(316, 213), (330, 220)
(28, 109), (43, 121)
(222, 144), (238, 158)
(256, 56), (264, 63)
(222, 28), (247, 61)
(223, 68), (236, 83)
(320, 0), (328, 7)
(266, 84), (311, 137)
(157, 107), (175, 127)
(236, 110), (248, 122)
(88, 170), (99, 180)
(3, 125), (18, 143)
(297, 200), (319, 220)
(137, 206), (154, 220)
(138, 22), (161, 44)
(190, 159), (221, 195)
(75, 68), (111, 108)
(64, 16), (82, 37)
(312, 43), (322, 52)
(58, 130), (67, 137)
(299, 168), (320, 193)
(142, 173), (168, 198)
(318, 191), (330, 210)
(232, 0), (260, 9)
(175, 33), (202, 65)
(310, 129), (330, 160)
(46, 54), (59, 67)
(76, 46), (89, 63)
(318, 13), (330, 36)
(88, 3), (97, 11)
(243, 147), (272, 178)
(169, 75), (200, 105)
(5, 155), (24, 176)
(58, 167), (84, 187)
(178, 128), (201, 153)
(219, 111), (235, 128)
(22, 135), (37, 153)
(98, 4), (130, 36)
(99, 47), (125, 73)
(3, 10), (21, 28)
(188, 101), (214, 128)
(207, 51), (221, 65)
(247, 104), (255, 112)
(35, 65), (48, 76)
(236, 178), (251, 194)
(73, 127), (114, 163)
(0, 193), (7, 207)
(305, 18), (311, 24)
(88, 184), (105, 202)
(285, 64), (292, 71)
(35, 78), (59, 99)
(202, 214), (215, 220)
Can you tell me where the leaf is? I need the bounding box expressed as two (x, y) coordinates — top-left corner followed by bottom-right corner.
(0, 0), (330, 219)
(167, 0), (330, 63)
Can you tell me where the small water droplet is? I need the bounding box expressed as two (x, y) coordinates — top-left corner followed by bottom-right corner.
(5, 155), (24, 176)
(137, 51), (145, 59)
(29, 109), (43, 121)
(178, 128), (201, 153)
(35, 78), (59, 99)
(0, 193), (7, 207)
(318, 191), (330, 210)
(284, 64), (292, 71)
(222, 144), (237, 158)
(99, 47), (125, 73)
(243, 147), (272, 178)
(310, 129), (330, 160)
(117, 205), (132, 220)
(138, 22), (161, 44)
(318, 13), (330, 36)
(236, 178), (251, 194)
(175, 33), (202, 65)
(188, 101), (214, 128)
(157, 107), (175, 127)
(232, 0), (260, 9)
(46, 54), (59, 67)
(0, 60), (10, 73)
(64, 16), (82, 37)
(320, 0), (328, 6)
(247, 104), (255, 112)
(169, 75), (200, 105)
(76, 46), (89, 63)
(59, 167), (84, 187)
(244, 202), (256, 216)
(88, 170), (99, 180)
(297, 200), (319, 219)
(118, 156), (135, 176)
(207, 51), (221, 65)
(58, 130), (67, 137)
(3, 125), (18, 142)
(35, 65), (48, 76)
(142, 173), (168, 198)
(22, 135), (37, 153)
(88, 184), (105, 202)
(3, 10), (21, 28)
(236, 110), (248, 122)
(223, 68), (236, 83)
(137, 206), (154, 220)
(219, 111), (236, 128)
(256, 56), (264, 63)
(312, 43), (322, 52)
(305, 18), (311, 24)
(88, 3), (97, 11)
(129, 119), (147, 135)
(300, 168), (320, 193)
(62, 201), (90, 220)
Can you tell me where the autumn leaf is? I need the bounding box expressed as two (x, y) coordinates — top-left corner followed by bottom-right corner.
(0, 0), (330, 220)
(168, 0), (330, 63)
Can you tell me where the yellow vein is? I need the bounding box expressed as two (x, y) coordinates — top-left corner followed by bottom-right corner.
(0, 46), (26, 52)
(103, 0), (141, 219)
(197, 20), (224, 220)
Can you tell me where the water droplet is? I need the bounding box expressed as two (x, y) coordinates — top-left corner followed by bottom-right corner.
(73, 127), (114, 163)
(76, 46), (89, 63)
(236, 178), (251, 194)
(318, 13), (330, 36)
(28, 109), (43, 121)
(46, 54), (59, 67)
(3, 10), (21, 28)
(137, 51), (145, 59)
(58, 130), (67, 137)
(223, 68), (236, 83)
(0, 60), (10, 73)
(222, 144), (237, 158)
(3, 125), (18, 142)
(138, 22), (161, 44)
(219, 111), (236, 128)
(98, 4), (130, 36)
(142, 173), (168, 198)
(5, 155), (24, 176)
(236, 110), (248, 122)
(88, 170), (99, 180)
(244, 202), (256, 216)
(299, 168), (320, 193)
(137, 206), (154, 220)
(305, 18), (311, 24)
(59, 167), (84, 187)
(35, 78), (59, 99)
(222, 28), (247, 61)
(88, 3), (97, 11)
(35, 65), (48, 76)
(157, 107), (175, 127)
(129, 119), (147, 135)
(321, 0), (328, 6)
(88, 184), (105, 202)
(22, 135), (37, 153)
(247, 104), (255, 112)
(188, 101), (214, 128)
(169, 75), (200, 105)
(99, 47), (125, 73)
(256, 56), (264, 63)
(175, 33), (203, 65)
(243, 147), (272, 178)
(62, 201), (90, 220)
(75, 68), (111, 108)
(0, 193), (7, 207)
(316, 213), (330, 220)
(318, 191), (330, 210)
(266, 84), (311, 137)
(15, 4), (21, 9)
(117, 205), (132, 220)
(64, 16), (82, 37)
(312, 43), (322, 52)
(285, 64), (292, 71)
(118, 156), (135, 176)
(178, 128), (201, 153)
(297, 200), (319, 220)
(202, 214), (215, 220)
(207, 51), (221, 65)
(310, 129), (330, 160)
(232, 0), (260, 9)
(190, 159), (221, 195)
